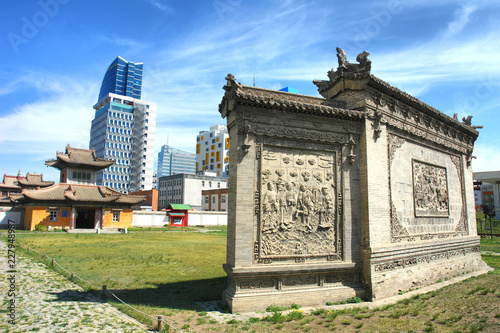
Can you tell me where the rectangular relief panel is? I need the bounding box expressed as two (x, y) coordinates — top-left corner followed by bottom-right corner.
(255, 144), (342, 262)
(412, 160), (449, 217)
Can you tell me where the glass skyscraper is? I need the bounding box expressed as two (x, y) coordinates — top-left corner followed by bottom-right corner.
(89, 57), (156, 193)
(157, 145), (196, 178)
(98, 56), (143, 103)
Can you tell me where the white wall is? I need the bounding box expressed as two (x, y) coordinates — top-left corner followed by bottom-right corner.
(189, 211), (227, 226)
(0, 210), (22, 229)
(131, 210), (227, 227)
(132, 211), (169, 227)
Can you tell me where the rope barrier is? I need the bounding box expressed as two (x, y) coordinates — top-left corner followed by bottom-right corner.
(1, 235), (181, 332)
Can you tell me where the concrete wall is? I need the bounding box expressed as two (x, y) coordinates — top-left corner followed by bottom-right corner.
(189, 211), (227, 226)
(0, 210), (22, 229)
(132, 210), (227, 227)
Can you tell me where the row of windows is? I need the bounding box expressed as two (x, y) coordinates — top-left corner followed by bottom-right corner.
(103, 174), (128, 181)
(106, 150), (130, 159)
(108, 111), (133, 120)
(105, 182), (130, 189)
(106, 142), (130, 150)
(204, 195), (227, 204)
(48, 210), (121, 222)
(107, 127), (131, 136)
(72, 172), (91, 180)
(109, 119), (132, 127)
(105, 167), (131, 173)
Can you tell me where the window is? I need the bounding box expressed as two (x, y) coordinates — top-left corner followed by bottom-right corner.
(209, 181), (212, 187)
(213, 196), (216, 203)
(49, 210), (58, 222)
(221, 196), (226, 203)
(112, 212), (120, 222)
(205, 196), (209, 204)
(202, 181), (205, 187)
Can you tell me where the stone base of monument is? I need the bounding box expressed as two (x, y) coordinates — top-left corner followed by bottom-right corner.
(223, 263), (364, 313)
(367, 237), (484, 300)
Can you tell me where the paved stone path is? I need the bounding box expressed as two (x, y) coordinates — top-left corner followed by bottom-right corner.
(0, 240), (152, 332)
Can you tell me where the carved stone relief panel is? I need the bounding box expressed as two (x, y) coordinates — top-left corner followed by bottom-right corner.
(412, 160), (449, 217)
(255, 144), (342, 262)
(388, 133), (467, 242)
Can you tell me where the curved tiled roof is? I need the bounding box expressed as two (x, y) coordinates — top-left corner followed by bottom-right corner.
(46, 145), (115, 171)
(17, 184), (144, 205)
(17, 173), (54, 187)
(221, 83), (364, 121)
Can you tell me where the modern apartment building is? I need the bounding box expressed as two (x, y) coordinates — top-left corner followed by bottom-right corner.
(157, 145), (196, 178)
(196, 124), (230, 177)
(89, 57), (156, 192)
(157, 173), (228, 210)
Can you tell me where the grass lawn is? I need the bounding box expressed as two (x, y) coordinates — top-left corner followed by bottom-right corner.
(4, 231), (500, 332)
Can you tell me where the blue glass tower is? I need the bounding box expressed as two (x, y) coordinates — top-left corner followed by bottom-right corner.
(97, 56), (143, 103)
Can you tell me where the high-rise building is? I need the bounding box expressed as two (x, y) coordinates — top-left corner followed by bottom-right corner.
(196, 124), (230, 177)
(89, 57), (156, 193)
(157, 145), (196, 178)
(98, 56), (143, 102)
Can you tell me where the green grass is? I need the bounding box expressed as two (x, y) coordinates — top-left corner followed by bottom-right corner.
(3, 232), (499, 333)
(8, 231), (227, 328)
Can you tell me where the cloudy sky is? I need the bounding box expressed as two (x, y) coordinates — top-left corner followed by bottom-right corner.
(1, 0), (500, 182)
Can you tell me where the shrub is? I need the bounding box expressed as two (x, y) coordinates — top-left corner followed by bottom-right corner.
(35, 224), (47, 231)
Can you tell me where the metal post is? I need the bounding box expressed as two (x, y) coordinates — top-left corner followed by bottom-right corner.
(102, 285), (107, 300)
(157, 315), (163, 331)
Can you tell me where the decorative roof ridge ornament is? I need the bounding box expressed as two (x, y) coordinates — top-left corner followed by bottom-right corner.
(223, 73), (242, 93)
(328, 47), (371, 81)
(313, 47), (371, 96)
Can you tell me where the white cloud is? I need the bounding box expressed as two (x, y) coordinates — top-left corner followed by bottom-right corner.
(0, 73), (96, 155)
(143, 0), (174, 14)
(443, 3), (477, 38)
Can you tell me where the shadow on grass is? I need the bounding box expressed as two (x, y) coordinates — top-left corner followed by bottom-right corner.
(49, 277), (227, 311)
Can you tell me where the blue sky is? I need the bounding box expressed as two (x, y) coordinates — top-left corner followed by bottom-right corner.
(1, 0), (500, 182)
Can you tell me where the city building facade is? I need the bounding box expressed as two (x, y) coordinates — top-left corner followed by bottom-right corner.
(196, 124), (230, 177)
(473, 171), (500, 219)
(157, 145), (196, 178)
(158, 173), (228, 211)
(202, 188), (228, 212)
(89, 57), (156, 193)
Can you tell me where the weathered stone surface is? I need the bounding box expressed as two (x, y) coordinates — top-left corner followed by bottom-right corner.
(219, 49), (484, 313)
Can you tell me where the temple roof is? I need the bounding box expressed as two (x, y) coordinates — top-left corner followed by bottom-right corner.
(17, 173), (54, 188)
(14, 183), (145, 205)
(219, 74), (364, 121)
(45, 145), (115, 171)
(0, 174), (25, 189)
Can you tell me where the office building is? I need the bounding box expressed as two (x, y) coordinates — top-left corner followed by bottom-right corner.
(158, 173), (228, 210)
(157, 145), (196, 178)
(196, 124), (230, 177)
(89, 57), (156, 192)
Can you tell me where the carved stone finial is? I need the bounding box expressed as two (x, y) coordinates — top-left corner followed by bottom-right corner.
(462, 115), (472, 126)
(223, 73), (241, 92)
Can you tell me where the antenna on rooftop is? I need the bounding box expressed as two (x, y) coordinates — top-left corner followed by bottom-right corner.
(253, 75), (256, 87)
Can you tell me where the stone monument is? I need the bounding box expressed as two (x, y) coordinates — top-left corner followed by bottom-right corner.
(218, 49), (489, 313)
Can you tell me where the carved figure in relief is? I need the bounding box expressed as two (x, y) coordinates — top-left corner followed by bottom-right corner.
(319, 187), (335, 228)
(262, 182), (279, 232)
(284, 182), (297, 227)
(297, 184), (316, 231)
(413, 161), (449, 217)
(258, 148), (339, 258)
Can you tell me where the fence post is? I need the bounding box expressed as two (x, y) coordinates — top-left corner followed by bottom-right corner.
(157, 315), (163, 331)
(52, 259), (55, 266)
(27, 246), (30, 252)
(102, 285), (107, 300)
(71, 272), (75, 280)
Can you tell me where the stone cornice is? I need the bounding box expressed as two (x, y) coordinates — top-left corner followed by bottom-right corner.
(219, 74), (364, 122)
